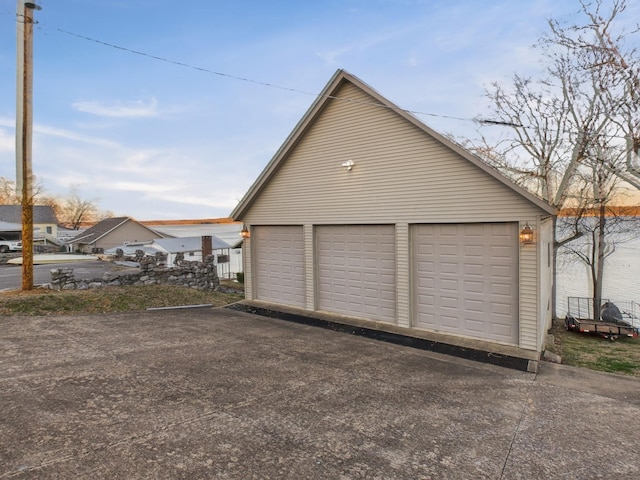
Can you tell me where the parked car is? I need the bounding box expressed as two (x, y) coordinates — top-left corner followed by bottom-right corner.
(0, 237), (22, 253)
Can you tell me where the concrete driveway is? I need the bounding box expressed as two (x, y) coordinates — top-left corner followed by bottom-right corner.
(1, 307), (639, 479)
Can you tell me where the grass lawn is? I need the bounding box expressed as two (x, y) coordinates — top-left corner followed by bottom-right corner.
(547, 318), (640, 377)
(0, 281), (244, 316)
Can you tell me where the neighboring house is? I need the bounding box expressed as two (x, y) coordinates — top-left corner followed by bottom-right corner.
(0, 221), (22, 240)
(152, 236), (234, 278)
(0, 221), (23, 252)
(231, 70), (556, 370)
(57, 225), (85, 246)
(0, 205), (61, 245)
(142, 218), (244, 277)
(68, 217), (165, 253)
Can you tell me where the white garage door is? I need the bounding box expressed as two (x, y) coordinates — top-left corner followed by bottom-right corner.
(412, 223), (518, 345)
(317, 225), (396, 323)
(253, 225), (305, 308)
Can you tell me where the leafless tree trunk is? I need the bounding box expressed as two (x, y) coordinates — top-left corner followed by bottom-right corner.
(474, 0), (640, 319)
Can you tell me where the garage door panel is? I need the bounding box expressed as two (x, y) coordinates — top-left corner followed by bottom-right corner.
(464, 263), (483, 276)
(441, 315), (460, 329)
(441, 296), (459, 309)
(254, 226), (305, 308)
(413, 223), (518, 345)
(493, 283), (514, 296)
(318, 225), (396, 323)
(463, 280), (485, 294)
(440, 278), (459, 292)
(465, 299), (484, 312)
(491, 265), (513, 278)
(440, 262), (459, 274)
(463, 245), (484, 257)
(491, 245), (513, 258)
(440, 245), (458, 256)
(491, 302), (512, 316)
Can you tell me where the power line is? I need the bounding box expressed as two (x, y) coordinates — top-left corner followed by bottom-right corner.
(57, 29), (323, 97)
(16, 19), (637, 142)
(54, 28), (473, 124)
(50, 29), (638, 142)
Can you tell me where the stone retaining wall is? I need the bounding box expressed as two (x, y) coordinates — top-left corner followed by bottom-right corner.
(48, 254), (220, 291)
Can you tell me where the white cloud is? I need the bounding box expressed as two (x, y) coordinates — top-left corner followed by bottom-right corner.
(72, 97), (159, 118)
(34, 123), (120, 148)
(110, 181), (176, 193)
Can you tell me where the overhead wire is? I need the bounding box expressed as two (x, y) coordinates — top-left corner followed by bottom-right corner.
(6, 7), (635, 143)
(50, 29), (636, 142)
(53, 27), (473, 124)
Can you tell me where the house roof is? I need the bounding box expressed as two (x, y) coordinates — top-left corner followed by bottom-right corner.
(103, 244), (159, 257)
(145, 222), (244, 248)
(230, 69), (556, 220)
(153, 236), (232, 253)
(68, 217), (165, 245)
(141, 217), (236, 226)
(0, 205), (59, 224)
(0, 221), (23, 233)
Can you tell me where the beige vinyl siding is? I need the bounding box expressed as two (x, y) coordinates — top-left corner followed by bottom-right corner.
(36, 223), (58, 237)
(519, 219), (539, 351)
(537, 216), (554, 350)
(243, 82), (538, 227)
(244, 237), (253, 300)
(86, 222), (161, 253)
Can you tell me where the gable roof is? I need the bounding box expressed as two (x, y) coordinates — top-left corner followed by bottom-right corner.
(68, 217), (164, 245)
(231, 69), (556, 220)
(0, 205), (59, 224)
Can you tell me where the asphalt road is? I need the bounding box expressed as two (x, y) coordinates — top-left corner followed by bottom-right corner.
(0, 261), (118, 291)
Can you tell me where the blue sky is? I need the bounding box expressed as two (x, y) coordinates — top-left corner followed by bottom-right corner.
(0, 0), (613, 220)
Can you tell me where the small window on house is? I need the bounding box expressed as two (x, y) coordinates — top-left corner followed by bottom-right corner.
(46, 226), (52, 234)
(189, 252), (194, 256)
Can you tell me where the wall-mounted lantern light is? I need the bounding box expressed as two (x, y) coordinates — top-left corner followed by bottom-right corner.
(341, 159), (354, 171)
(519, 222), (534, 245)
(240, 226), (250, 239)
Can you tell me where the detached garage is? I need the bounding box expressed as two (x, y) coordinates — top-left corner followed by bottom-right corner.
(231, 70), (556, 370)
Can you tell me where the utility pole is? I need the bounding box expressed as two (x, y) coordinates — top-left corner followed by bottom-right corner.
(16, 1), (40, 290)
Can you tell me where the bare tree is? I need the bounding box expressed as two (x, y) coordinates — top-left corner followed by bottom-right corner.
(0, 177), (112, 229)
(475, 0), (640, 317)
(558, 143), (637, 314)
(0, 177), (17, 204)
(0, 176), (48, 205)
(58, 189), (100, 230)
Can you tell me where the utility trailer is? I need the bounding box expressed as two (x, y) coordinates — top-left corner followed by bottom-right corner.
(564, 297), (639, 341)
